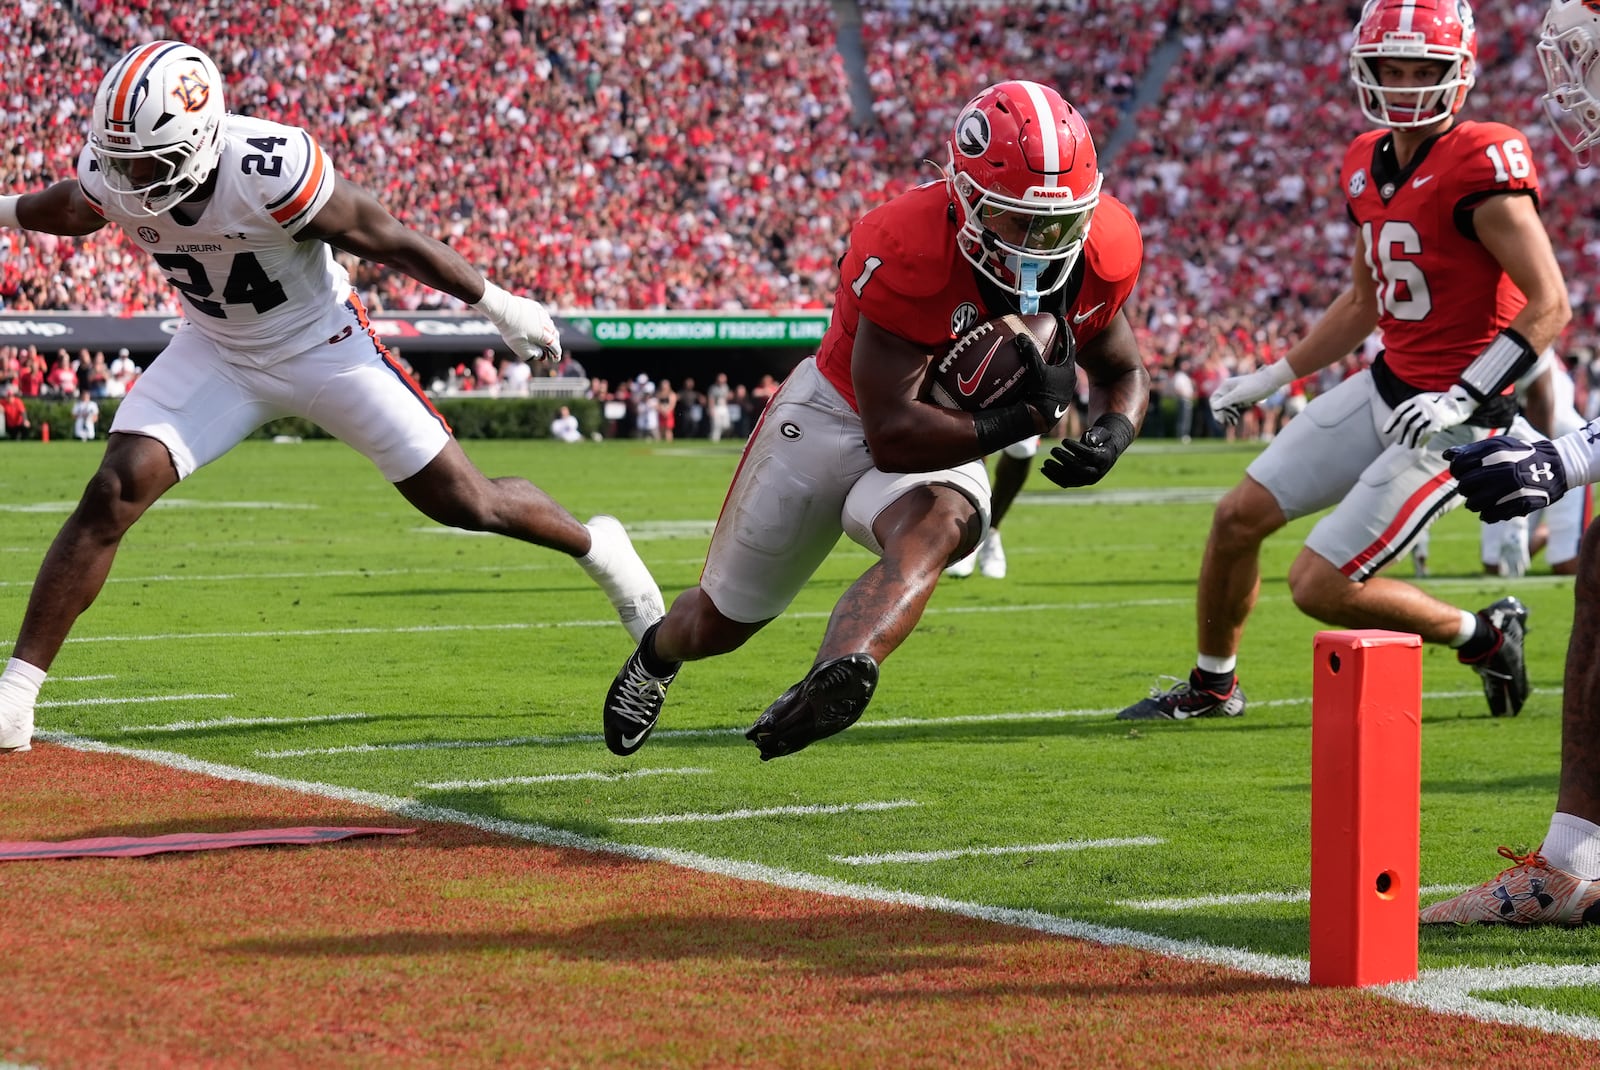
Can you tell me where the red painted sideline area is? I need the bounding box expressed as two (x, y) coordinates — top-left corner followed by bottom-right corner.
(1, 744), (1593, 1069)
(0, 825), (413, 860)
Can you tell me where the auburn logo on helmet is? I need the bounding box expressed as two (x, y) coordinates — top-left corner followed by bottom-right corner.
(173, 70), (211, 113)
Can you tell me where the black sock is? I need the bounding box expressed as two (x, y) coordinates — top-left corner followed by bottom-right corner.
(638, 624), (682, 677)
(1457, 612), (1498, 661)
(1192, 666), (1235, 693)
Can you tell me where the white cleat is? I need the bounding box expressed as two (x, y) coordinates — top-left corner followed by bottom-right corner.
(0, 704), (34, 753)
(579, 515), (665, 642)
(977, 529), (1006, 579)
(944, 549), (976, 578)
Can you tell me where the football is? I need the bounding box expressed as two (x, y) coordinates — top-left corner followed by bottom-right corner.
(926, 312), (1066, 413)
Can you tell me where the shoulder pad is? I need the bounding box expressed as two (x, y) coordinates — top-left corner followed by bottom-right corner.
(1084, 195), (1142, 289)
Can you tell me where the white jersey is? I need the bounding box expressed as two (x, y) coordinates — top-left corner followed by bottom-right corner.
(77, 114), (349, 359)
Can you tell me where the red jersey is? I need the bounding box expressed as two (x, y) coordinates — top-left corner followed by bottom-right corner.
(1341, 120), (1538, 391)
(815, 182), (1142, 409)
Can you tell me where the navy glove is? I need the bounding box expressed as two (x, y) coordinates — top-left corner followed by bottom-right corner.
(1041, 412), (1136, 488)
(1444, 436), (1569, 522)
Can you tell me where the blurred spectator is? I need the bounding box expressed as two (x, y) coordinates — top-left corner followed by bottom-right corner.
(550, 404), (583, 443)
(2, 384), (28, 440)
(71, 389), (98, 442)
(707, 371), (732, 441)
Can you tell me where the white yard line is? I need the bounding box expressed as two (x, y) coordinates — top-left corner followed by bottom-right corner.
(50, 674), (116, 683)
(119, 713), (373, 733)
(27, 732), (1600, 1042)
(832, 837), (1164, 865)
(614, 799), (919, 825)
(419, 767), (713, 790)
(38, 692), (232, 709)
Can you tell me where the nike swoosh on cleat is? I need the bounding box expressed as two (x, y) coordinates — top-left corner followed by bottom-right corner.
(620, 728), (651, 750)
(1072, 302), (1105, 325)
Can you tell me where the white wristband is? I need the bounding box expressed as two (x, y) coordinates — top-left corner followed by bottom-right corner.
(0, 195), (20, 230)
(472, 278), (510, 321)
(1554, 423), (1600, 488)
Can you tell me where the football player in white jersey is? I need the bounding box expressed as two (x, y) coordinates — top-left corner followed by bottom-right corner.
(1421, 0), (1600, 926)
(0, 41), (663, 753)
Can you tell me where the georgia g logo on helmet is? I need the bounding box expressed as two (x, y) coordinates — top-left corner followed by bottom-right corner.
(954, 109), (990, 157)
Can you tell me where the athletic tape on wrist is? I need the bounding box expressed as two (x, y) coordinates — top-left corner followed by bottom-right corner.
(1090, 411), (1136, 458)
(973, 403), (1038, 455)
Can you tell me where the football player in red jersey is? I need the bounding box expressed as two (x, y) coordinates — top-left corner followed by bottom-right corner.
(1121, 0), (1571, 723)
(602, 80), (1151, 760)
(1420, 0), (1600, 926)
(0, 41), (665, 754)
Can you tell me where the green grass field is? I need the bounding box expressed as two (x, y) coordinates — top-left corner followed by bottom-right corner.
(4, 436), (1596, 1030)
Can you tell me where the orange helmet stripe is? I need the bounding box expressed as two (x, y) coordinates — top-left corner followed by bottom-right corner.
(269, 143), (328, 225)
(108, 41), (171, 126)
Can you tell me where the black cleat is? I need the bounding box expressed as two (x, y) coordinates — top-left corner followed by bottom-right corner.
(602, 622), (678, 756)
(746, 654), (879, 761)
(1461, 596), (1530, 717)
(1118, 672), (1247, 721)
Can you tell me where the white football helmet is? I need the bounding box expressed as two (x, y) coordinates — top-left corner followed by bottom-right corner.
(1349, 0), (1477, 129)
(1539, 0), (1600, 166)
(90, 41), (226, 217)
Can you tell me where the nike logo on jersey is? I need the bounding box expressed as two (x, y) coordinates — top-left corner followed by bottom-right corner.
(1072, 302), (1106, 325)
(1412, 174), (1435, 189)
(957, 338), (1004, 396)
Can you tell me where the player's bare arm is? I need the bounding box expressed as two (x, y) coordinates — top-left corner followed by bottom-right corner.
(852, 315), (1040, 474)
(1075, 309), (1150, 429)
(4, 180), (109, 237)
(296, 178), (484, 304)
(1473, 193), (1571, 354)
(298, 176), (559, 362)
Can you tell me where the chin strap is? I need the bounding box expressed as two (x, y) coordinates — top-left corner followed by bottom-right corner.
(1018, 260), (1041, 315)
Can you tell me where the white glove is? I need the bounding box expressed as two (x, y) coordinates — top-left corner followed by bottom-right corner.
(474, 280), (561, 363)
(1382, 385), (1476, 449)
(1210, 360), (1294, 426)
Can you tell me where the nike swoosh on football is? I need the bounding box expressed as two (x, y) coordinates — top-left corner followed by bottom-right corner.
(1412, 174), (1435, 188)
(1072, 302), (1106, 325)
(957, 338), (1004, 396)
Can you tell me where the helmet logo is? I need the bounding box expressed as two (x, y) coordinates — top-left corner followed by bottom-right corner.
(173, 70), (211, 113)
(954, 109), (990, 157)
(1455, 0), (1475, 35)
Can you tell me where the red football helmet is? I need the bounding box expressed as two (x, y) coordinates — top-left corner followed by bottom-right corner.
(944, 81), (1101, 307)
(1350, 0), (1477, 129)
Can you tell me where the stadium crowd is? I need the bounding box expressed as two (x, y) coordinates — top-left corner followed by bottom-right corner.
(5, 0), (1600, 432)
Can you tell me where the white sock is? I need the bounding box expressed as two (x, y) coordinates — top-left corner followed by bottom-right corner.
(0, 656), (47, 708)
(1543, 812), (1600, 880)
(1447, 609), (1477, 649)
(1196, 654), (1236, 675)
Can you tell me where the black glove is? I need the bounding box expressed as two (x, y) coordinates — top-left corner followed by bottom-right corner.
(1017, 328), (1078, 426)
(1444, 436), (1570, 522)
(1041, 412), (1136, 488)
